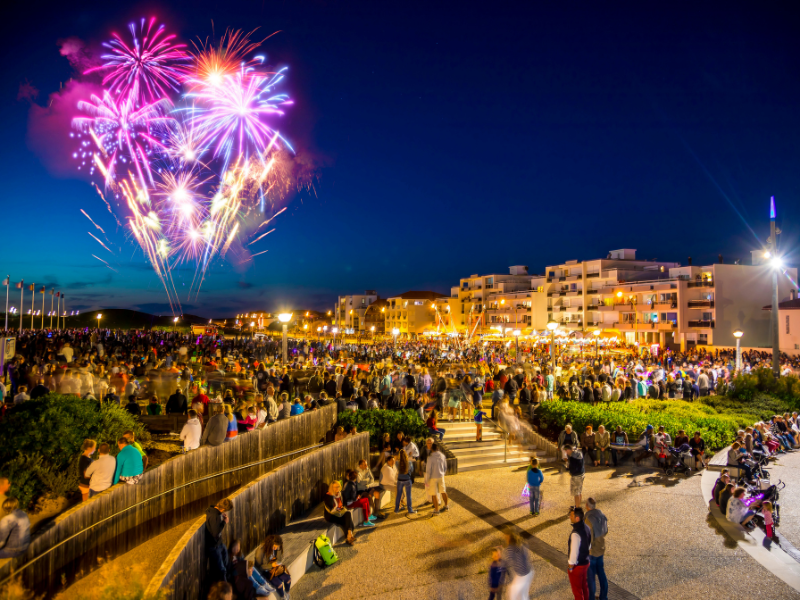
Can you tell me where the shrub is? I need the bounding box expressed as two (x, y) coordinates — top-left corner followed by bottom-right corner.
(0, 394), (149, 509)
(337, 409), (428, 448)
(536, 395), (791, 452)
(728, 368), (800, 409)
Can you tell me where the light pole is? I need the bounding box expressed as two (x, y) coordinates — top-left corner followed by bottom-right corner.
(392, 327), (399, 350)
(547, 319), (558, 374)
(371, 325), (375, 343)
(733, 329), (743, 373)
(278, 313), (292, 364)
(173, 316), (179, 332)
(96, 313), (102, 330)
(513, 329), (521, 363)
(332, 327), (338, 348)
(317, 326), (322, 341)
(767, 196), (781, 379)
(593, 328), (601, 358)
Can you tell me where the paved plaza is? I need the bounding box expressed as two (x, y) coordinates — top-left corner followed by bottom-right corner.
(294, 457), (800, 600)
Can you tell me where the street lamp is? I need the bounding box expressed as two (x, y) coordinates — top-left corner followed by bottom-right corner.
(173, 316), (179, 332)
(317, 326), (322, 341)
(547, 320), (558, 374)
(96, 313), (102, 329)
(332, 327), (339, 348)
(278, 313), (292, 363)
(593, 328), (601, 358)
(392, 327), (399, 350)
(512, 329), (521, 363)
(733, 329), (744, 373)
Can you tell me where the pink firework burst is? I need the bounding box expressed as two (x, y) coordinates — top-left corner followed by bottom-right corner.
(85, 17), (191, 105)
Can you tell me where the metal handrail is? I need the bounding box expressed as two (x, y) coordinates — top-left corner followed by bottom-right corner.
(485, 415), (509, 463)
(0, 442), (323, 586)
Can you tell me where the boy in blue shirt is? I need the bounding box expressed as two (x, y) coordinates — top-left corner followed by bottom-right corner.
(488, 546), (504, 600)
(474, 406), (487, 441)
(526, 457), (544, 516)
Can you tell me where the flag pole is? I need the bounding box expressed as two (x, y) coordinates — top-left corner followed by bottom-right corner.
(30, 284), (35, 330)
(41, 287), (45, 330)
(4, 276), (8, 332)
(50, 290), (54, 329)
(19, 283), (23, 333)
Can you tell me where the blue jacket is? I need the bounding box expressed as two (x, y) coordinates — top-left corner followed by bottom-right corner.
(527, 467), (544, 488)
(290, 403), (304, 416)
(113, 444), (144, 484)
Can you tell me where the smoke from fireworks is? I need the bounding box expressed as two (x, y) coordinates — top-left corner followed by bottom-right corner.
(63, 21), (302, 312)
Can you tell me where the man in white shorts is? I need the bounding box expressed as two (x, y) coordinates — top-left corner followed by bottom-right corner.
(425, 442), (450, 516)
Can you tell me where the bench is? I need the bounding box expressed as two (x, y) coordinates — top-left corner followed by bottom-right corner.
(245, 494), (391, 599)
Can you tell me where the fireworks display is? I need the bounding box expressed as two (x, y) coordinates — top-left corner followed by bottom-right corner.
(69, 21), (299, 314)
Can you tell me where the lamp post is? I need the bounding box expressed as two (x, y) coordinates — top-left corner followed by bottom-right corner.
(278, 313), (292, 364)
(512, 329), (521, 363)
(332, 327), (338, 348)
(96, 313), (102, 330)
(733, 329), (743, 373)
(766, 196), (781, 378)
(371, 325), (375, 342)
(593, 328), (601, 358)
(392, 327), (399, 350)
(173, 316), (179, 333)
(547, 319), (558, 373)
(317, 326), (321, 341)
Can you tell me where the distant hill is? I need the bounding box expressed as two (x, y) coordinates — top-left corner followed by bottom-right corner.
(0, 308), (212, 331)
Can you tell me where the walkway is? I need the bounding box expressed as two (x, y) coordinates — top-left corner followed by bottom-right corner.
(293, 462), (800, 600)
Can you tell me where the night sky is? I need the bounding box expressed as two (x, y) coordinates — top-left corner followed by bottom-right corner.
(2, 1), (799, 316)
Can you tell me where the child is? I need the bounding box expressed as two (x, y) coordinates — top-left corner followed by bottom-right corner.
(474, 406), (487, 441)
(488, 546), (504, 600)
(763, 501), (775, 539)
(526, 457), (544, 516)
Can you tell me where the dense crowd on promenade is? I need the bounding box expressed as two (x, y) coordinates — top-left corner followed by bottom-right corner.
(2, 327), (800, 598)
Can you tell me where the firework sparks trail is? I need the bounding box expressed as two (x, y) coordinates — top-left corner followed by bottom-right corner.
(66, 21), (301, 313)
(81, 209), (107, 234)
(248, 228), (274, 245)
(88, 231), (114, 254)
(92, 254), (118, 272)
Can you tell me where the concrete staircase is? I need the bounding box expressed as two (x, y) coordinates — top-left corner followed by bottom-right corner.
(441, 419), (556, 472)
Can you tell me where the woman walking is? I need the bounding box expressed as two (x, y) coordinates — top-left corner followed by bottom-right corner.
(502, 527), (533, 600)
(395, 450), (416, 514)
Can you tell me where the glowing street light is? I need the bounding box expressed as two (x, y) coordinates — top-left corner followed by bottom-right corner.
(547, 320), (558, 374)
(593, 328), (601, 358)
(96, 313), (102, 329)
(278, 313), (292, 363)
(512, 329), (521, 362)
(733, 329), (744, 372)
(392, 327), (399, 349)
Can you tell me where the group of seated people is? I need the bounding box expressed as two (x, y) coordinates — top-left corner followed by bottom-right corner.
(710, 468), (775, 535)
(556, 423), (709, 469)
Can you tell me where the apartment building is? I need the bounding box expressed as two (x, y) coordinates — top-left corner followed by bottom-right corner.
(484, 275), (549, 332)
(385, 291), (447, 336)
(335, 290), (378, 332)
(764, 294), (800, 353)
(453, 266), (533, 334)
(590, 254), (798, 351)
(546, 249), (680, 333)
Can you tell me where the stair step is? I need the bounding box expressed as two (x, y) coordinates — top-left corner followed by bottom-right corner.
(458, 456), (558, 472)
(450, 444), (545, 457)
(455, 450), (533, 463)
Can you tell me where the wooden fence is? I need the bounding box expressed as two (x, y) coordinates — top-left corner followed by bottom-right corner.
(149, 433), (370, 600)
(0, 403), (338, 594)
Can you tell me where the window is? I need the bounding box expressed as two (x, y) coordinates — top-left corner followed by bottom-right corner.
(414, 300), (423, 306)
(361, 298), (366, 304)
(570, 284), (577, 291)
(702, 312), (713, 321)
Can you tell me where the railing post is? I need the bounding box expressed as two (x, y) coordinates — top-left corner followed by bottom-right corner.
(504, 432), (508, 463)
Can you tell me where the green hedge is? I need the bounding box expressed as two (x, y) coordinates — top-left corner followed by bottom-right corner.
(724, 368), (800, 409)
(337, 409), (428, 448)
(537, 394), (792, 451)
(0, 394), (149, 509)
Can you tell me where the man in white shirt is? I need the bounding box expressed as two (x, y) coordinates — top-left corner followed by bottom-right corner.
(697, 370), (710, 396)
(14, 386), (30, 405)
(59, 343), (74, 363)
(402, 437), (419, 479)
(85, 443), (116, 497)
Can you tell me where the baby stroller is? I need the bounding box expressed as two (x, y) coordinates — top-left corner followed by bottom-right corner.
(662, 444), (693, 477)
(744, 479), (785, 529)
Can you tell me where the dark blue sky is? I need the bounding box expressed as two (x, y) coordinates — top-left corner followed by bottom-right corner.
(2, 1), (799, 316)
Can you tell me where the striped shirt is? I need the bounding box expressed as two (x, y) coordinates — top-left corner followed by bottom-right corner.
(502, 545), (532, 576)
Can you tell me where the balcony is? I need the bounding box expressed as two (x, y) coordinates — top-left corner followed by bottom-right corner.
(688, 300), (715, 309)
(654, 301), (677, 309)
(587, 289), (600, 295)
(586, 272), (600, 279)
(598, 304), (624, 312)
(656, 321), (676, 330)
(562, 321), (584, 328)
(565, 305), (583, 312)
(688, 320), (715, 328)
(687, 280), (714, 288)
(552, 306), (563, 312)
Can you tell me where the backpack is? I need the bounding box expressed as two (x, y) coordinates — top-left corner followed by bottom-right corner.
(312, 534), (338, 568)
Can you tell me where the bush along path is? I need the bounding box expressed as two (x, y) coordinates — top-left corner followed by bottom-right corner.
(536, 393), (794, 452)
